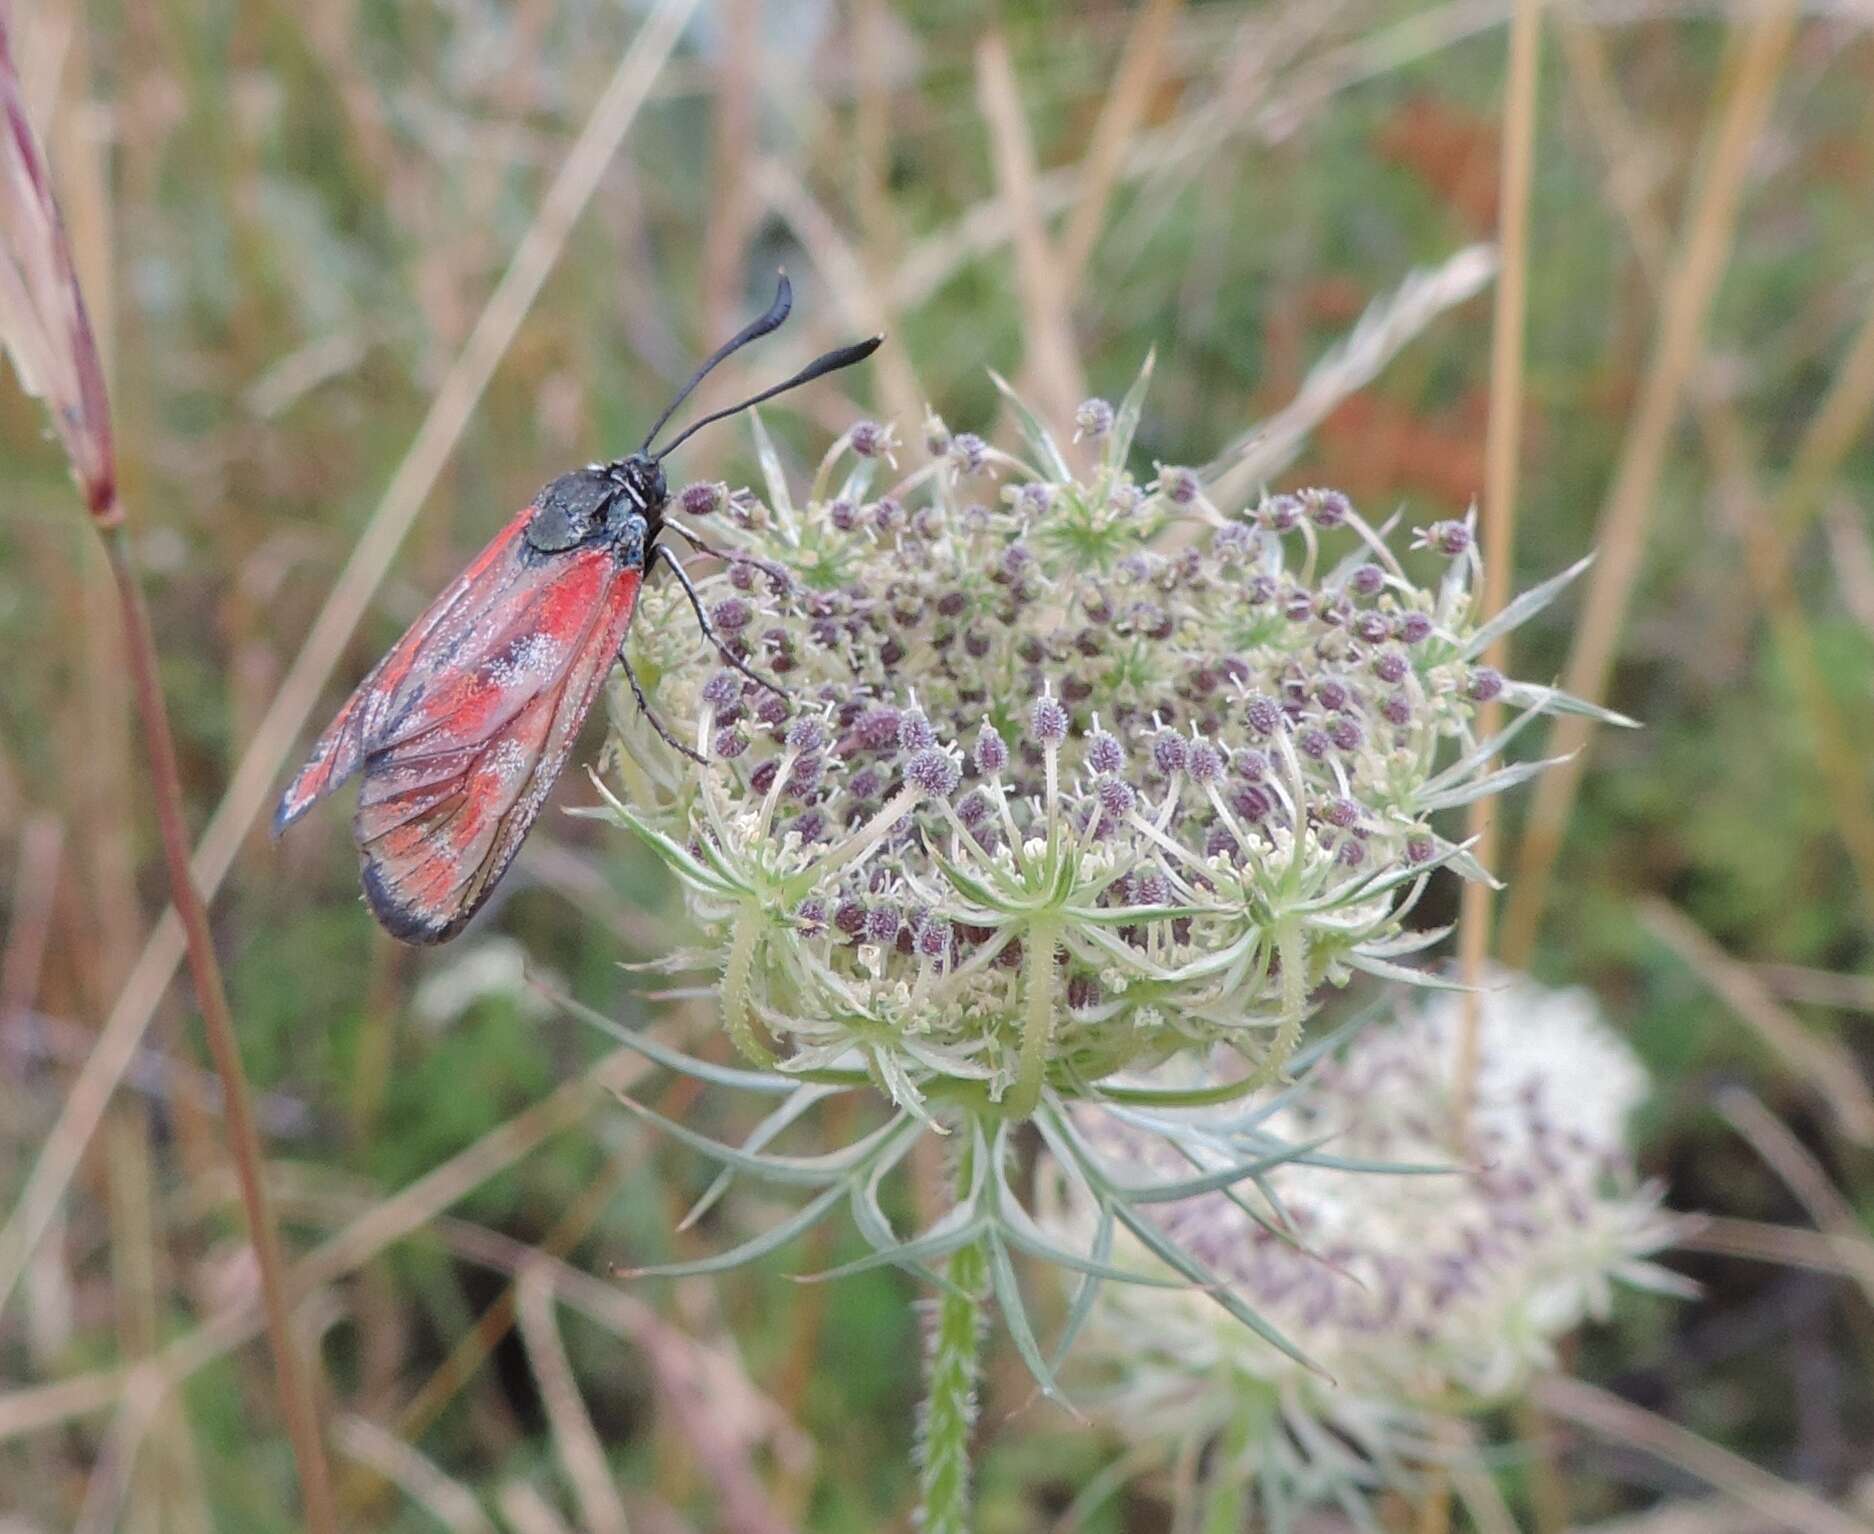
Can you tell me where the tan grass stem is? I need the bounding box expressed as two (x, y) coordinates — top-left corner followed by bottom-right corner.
(102, 528), (340, 1534)
(975, 29), (1087, 439)
(1501, 1), (1801, 965)
(1534, 1374), (1870, 1534)
(1454, 0), (1543, 1142)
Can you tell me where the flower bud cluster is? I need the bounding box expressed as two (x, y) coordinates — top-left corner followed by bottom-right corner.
(604, 367), (1612, 1113)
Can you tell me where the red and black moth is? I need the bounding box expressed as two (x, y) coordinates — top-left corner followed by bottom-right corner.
(275, 276), (880, 944)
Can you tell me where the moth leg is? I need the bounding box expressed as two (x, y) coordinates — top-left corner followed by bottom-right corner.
(666, 522), (794, 596)
(618, 650), (707, 765)
(652, 543), (788, 698)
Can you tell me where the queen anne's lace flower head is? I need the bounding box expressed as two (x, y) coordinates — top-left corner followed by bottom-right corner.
(599, 363), (1621, 1119)
(1046, 971), (1683, 1507)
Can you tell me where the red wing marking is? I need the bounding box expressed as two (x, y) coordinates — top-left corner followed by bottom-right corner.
(276, 506), (644, 944)
(352, 557), (642, 943)
(273, 510), (531, 833)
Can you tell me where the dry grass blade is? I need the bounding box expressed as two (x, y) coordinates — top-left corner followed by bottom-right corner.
(1053, 0), (1184, 299)
(0, 812), (61, 1123)
(1681, 1215), (1874, 1282)
(517, 1264), (633, 1534)
(1553, 8), (1874, 927)
(0, 14), (336, 1526)
(1455, 0), (1542, 1141)
(1641, 897), (1874, 1145)
(0, 1036), (672, 1445)
(1204, 244), (1497, 506)
(1715, 1086), (1874, 1308)
(499, 1483), (580, 1534)
(0, 0), (701, 1328)
(1752, 962), (1874, 1016)
(1533, 1374), (1870, 1534)
(334, 1415), (499, 1534)
(751, 156), (926, 433)
(974, 29), (1087, 437)
(1501, 0), (1802, 962)
(1824, 496), (1874, 639)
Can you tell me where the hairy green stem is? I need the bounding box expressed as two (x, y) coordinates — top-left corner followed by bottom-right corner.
(918, 1139), (988, 1534)
(721, 902), (774, 1064)
(1010, 915), (1061, 1119)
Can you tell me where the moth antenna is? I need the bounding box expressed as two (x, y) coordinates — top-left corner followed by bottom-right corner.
(639, 272), (794, 454)
(651, 334), (884, 462)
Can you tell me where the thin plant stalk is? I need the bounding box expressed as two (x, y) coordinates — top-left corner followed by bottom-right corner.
(1501, 0), (1800, 963)
(102, 526), (341, 1534)
(0, 13), (338, 1527)
(1454, 0), (1543, 1139)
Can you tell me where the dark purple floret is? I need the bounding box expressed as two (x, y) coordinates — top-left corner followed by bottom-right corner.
(679, 481), (724, 518)
(1353, 611), (1390, 644)
(1423, 519), (1472, 557)
(1030, 694), (1070, 746)
(1158, 465), (1200, 504)
(1298, 727), (1330, 760)
(1261, 493), (1302, 533)
(713, 727), (748, 759)
(1095, 776), (1136, 818)
(1398, 612), (1433, 645)
(1329, 718), (1364, 753)
(785, 717), (828, 754)
(1086, 730), (1124, 774)
(1152, 730), (1188, 775)
(1244, 695), (1282, 736)
(701, 671), (741, 710)
(849, 420), (891, 458)
(950, 433), (988, 473)
(864, 905), (902, 946)
(711, 597), (753, 632)
(1075, 398), (1114, 439)
(834, 899), (867, 937)
(1467, 666), (1505, 703)
(1322, 796), (1361, 828)
(1301, 487), (1351, 528)
(899, 709), (937, 752)
(906, 748), (961, 799)
(1187, 741), (1223, 784)
(1215, 774), (1261, 816)
(1351, 563), (1386, 598)
(974, 722), (1010, 775)
(1373, 650), (1408, 684)
(859, 706), (901, 750)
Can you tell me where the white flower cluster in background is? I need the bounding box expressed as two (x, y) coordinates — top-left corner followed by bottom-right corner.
(1049, 972), (1684, 1505)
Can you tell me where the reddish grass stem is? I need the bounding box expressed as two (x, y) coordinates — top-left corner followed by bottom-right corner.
(102, 525), (339, 1534)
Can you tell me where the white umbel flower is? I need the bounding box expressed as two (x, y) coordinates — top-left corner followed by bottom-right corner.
(1048, 972), (1683, 1504)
